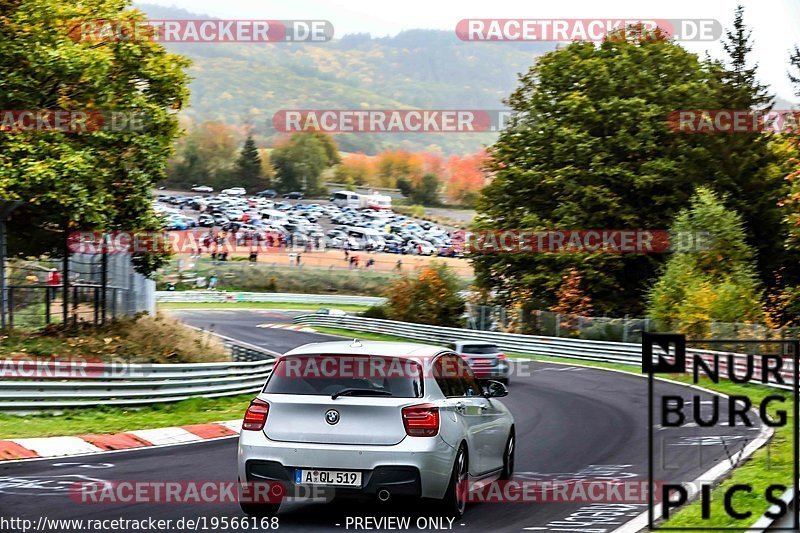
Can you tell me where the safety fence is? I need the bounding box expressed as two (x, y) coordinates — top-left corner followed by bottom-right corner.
(3, 254), (155, 330)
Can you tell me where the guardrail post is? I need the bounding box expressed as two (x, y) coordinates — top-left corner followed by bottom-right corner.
(101, 249), (108, 324)
(7, 286), (13, 328)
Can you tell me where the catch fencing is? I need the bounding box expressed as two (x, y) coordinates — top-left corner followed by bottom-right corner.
(3, 254), (154, 330)
(465, 303), (800, 343)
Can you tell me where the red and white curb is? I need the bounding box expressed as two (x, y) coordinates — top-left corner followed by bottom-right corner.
(0, 420), (242, 462)
(256, 323), (316, 332)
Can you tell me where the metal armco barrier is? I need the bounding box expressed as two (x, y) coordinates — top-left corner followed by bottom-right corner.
(292, 314), (796, 389)
(0, 337), (276, 410)
(156, 291), (385, 306)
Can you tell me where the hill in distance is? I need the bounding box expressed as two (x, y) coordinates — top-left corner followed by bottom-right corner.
(136, 3), (554, 155)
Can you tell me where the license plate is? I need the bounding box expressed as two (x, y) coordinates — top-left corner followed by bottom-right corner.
(295, 469), (362, 487)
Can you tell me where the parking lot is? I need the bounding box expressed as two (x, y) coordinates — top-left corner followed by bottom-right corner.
(154, 190), (473, 276)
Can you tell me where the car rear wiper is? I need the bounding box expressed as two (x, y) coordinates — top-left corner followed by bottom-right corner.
(331, 388), (393, 400)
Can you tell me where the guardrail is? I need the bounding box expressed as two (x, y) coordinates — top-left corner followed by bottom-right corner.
(292, 315), (795, 384)
(156, 291), (385, 306)
(293, 314), (795, 381)
(0, 335), (276, 410)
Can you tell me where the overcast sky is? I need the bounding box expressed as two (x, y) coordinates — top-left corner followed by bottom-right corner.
(140, 0), (800, 102)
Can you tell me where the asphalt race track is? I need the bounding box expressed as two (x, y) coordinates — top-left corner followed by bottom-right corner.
(0, 310), (765, 532)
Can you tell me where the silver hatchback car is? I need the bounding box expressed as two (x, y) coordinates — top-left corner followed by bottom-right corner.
(237, 340), (515, 518)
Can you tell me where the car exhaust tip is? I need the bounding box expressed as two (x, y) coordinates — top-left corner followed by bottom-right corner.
(377, 489), (391, 502)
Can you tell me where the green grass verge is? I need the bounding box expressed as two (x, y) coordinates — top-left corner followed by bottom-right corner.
(0, 394), (255, 439)
(158, 301), (369, 312)
(305, 325), (794, 531)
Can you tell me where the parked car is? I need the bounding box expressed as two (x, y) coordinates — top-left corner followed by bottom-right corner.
(447, 341), (511, 385)
(212, 214), (230, 226)
(403, 240), (437, 255)
(282, 191), (304, 199)
(221, 187), (247, 196)
(197, 214), (215, 227)
(256, 189), (278, 198)
(237, 340), (514, 518)
(191, 185), (214, 193)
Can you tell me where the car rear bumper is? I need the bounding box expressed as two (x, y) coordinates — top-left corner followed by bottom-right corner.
(244, 461), (422, 500)
(471, 361), (511, 380)
(238, 431), (456, 500)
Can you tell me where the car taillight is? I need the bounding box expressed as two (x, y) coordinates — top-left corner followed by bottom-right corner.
(402, 403), (439, 437)
(497, 353), (507, 362)
(242, 398), (269, 431)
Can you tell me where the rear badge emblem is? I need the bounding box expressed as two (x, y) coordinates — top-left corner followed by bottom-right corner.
(325, 409), (340, 425)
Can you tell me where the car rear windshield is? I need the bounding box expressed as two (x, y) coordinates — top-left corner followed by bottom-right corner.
(264, 355), (423, 397)
(460, 344), (500, 354)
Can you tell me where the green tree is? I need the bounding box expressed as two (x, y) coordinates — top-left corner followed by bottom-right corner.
(169, 140), (210, 188)
(706, 5), (787, 286)
(473, 24), (785, 315)
(235, 135), (265, 191)
(397, 174), (441, 206)
(647, 188), (765, 336)
(270, 133), (338, 195)
(0, 0), (189, 275)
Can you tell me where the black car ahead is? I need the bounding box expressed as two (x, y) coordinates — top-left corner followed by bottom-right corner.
(256, 189), (277, 198)
(282, 191), (304, 199)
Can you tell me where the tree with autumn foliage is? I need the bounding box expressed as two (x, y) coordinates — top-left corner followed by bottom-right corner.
(385, 263), (465, 327)
(446, 151), (488, 206)
(375, 150), (424, 188)
(334, 153), (376, 186)
(550, 268), (593, 316)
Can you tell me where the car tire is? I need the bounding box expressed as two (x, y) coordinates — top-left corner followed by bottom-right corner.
(441, 444), (468, 518)
(499, 378), (509, 386)
(500, 429), (515, 480)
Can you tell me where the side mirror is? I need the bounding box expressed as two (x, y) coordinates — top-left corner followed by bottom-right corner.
(483, 380), (508, 398)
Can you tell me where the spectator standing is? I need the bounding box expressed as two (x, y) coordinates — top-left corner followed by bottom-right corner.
(46, 268), (61, 302)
